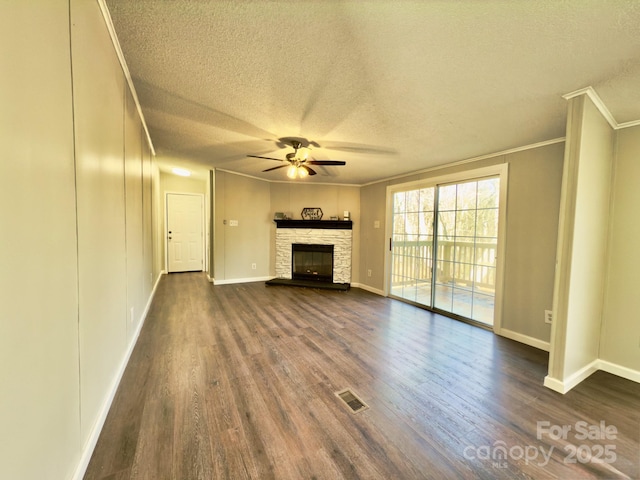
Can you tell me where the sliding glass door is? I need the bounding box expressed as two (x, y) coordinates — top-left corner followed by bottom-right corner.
(433, 178), (499, 324)
(388, 167), (505, 327)
(390, 187), (435, 306)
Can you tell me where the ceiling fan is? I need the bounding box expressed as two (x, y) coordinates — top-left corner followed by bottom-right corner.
(247, 139), (346, 179)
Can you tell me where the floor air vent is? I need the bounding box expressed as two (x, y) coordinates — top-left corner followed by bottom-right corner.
(335, 388), (369, 413)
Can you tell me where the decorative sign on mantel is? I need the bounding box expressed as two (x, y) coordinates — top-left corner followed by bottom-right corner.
(301, 207), (323, 220)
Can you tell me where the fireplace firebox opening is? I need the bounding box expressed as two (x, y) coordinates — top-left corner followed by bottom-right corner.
(292, 243), (334, 283)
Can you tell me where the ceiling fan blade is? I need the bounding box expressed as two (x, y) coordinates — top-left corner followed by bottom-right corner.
(248, 155), (283, 162)
(307, 160), (346, 166)
(262, 165), (288, 172)
(301, 165), (317, 176)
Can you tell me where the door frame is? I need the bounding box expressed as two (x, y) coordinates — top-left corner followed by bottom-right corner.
(384, 164), (509, 333)
(165, 191), (205, 273)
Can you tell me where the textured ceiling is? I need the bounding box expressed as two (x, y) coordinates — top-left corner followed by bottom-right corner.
(105, 0), (640, 185)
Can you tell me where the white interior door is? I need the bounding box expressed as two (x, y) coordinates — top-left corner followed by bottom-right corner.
(167, 193), (203, 273)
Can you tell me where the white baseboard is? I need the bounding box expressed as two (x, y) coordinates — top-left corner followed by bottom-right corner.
(543, 375), (567, 393)
(498, 328), (550, 352)
(72, 272), (163, 480)
(562, 359), (600, 391)
(597, 360), (640, 384)
(543, 358), (640, 395)
(213, 275), (272, 285)
(543, 359), (600, 394)
(351, 282), (385, 296)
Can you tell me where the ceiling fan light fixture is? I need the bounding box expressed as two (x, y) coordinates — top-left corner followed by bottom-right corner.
(248, 137), (345, 178)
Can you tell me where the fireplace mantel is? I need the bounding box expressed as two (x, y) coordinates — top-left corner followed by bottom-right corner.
(274, 219), (352, 230)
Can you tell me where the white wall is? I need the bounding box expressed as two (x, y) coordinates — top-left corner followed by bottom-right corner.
(546, 93), (614, 391)
(72, 0), (129, 441)
(562, 97), (614, 377)
(359, 182), (388, 292)
(142, 117), (157, 298)
(0, 2), (80, 478)
(601, 125), (640, 373)
(124, 90), (146, 340)
(500, 145), (564, 344)
(152, 161), (163, 281)
(214, 171), (272, 282)
(0, 1), (159, 478)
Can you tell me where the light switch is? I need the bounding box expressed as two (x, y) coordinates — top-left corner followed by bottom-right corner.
(229, 220), (239, 226)
(374, 220), (380, 229)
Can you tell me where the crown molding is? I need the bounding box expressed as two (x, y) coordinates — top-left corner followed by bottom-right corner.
(98, 0), (156, 156)
(361, 137), (566, 187)
(617, 119), (640, 129)
(563, 86), (640, 131)
(563, 86), (618, 129)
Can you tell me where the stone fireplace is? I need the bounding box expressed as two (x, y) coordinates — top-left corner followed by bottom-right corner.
(273, 219), (353, 287)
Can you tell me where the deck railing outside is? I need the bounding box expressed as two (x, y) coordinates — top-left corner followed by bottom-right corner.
(391, 239), (497, 291)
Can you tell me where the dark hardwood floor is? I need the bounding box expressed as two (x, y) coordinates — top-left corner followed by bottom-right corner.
(84, 273), (640, 479)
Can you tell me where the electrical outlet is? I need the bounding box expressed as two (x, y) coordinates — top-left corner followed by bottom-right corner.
(373, 221), (380, 229)
(544, 310), (552, 324)
(229, 219), (239, 227)
(367, 269), (372, 277)
(251, 263), (257, 270)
